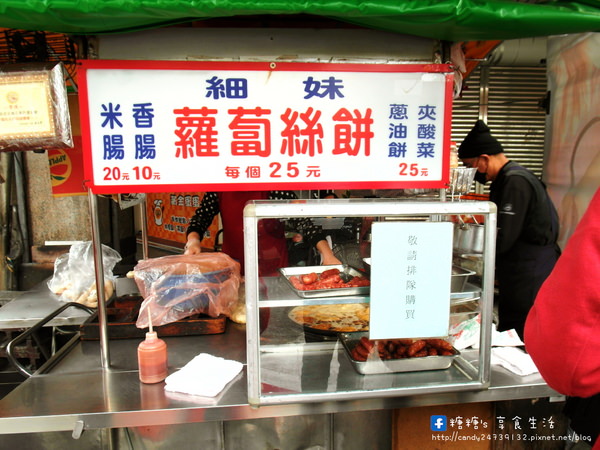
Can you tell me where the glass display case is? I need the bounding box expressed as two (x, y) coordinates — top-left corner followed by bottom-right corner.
(243, 198), (497, 406)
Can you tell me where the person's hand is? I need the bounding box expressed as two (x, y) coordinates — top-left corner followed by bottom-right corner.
(184, 235), (202, 255)
(316, 239), (342, 265)
(321, 253), (342, 266)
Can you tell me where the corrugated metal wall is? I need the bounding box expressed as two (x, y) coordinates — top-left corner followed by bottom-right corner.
(451, 65), (548, 184)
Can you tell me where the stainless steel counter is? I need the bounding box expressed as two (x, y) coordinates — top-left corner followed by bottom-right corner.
(0, 320), (559, 436)
(0, 283), (91, 329)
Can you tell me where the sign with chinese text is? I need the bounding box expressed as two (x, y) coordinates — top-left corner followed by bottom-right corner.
(78, 60), (453, 194)
(145, 192), (219, 249)
(369, 221), (452, 339)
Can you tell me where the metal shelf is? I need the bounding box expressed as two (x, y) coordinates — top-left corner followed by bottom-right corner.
(258, 277), (481, 308)
(258, 276), (369, 307)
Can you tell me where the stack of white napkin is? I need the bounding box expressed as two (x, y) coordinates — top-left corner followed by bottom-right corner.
(491, 346), (539, 376)
(165, 353), (243, 397)
(450, 319), (539, 376)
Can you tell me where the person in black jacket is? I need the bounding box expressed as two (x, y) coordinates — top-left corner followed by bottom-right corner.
(458, 120), (561, 339)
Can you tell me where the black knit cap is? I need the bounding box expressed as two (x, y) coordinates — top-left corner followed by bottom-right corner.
(458, 120), (504, 159)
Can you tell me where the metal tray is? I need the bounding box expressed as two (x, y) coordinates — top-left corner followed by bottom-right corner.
(279, 265), (370, 298)
(339, 332), (459, 375)
(451, 265), (475, 292)
(450, 295), (480, 307)
(363, 260), (472, 293)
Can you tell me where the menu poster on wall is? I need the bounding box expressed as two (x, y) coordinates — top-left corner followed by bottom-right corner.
(369, 221), (453, 339)
(78, 60), (453, 194)
(145, 192), (218, 249)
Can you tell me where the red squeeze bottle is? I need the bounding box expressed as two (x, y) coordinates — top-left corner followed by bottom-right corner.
(138, 308), (168, 383)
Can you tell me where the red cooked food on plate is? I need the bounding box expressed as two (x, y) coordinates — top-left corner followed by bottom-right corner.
(350, 337), (455, 362)
(288, 268), (370, 291)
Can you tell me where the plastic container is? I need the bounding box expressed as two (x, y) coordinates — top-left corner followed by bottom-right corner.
(154, 268), (233, 313)
(138, 331), (168, 383)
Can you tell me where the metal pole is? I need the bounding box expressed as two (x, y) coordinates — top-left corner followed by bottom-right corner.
(13, 152), (30, 263)
(139, 196), (149, 260)
(87, 188), (110, 368)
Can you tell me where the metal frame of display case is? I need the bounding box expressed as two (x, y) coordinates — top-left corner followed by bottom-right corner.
(244, 198), (497, 406)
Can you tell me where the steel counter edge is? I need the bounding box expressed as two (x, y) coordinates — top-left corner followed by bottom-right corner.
(0, 325), (560, 435)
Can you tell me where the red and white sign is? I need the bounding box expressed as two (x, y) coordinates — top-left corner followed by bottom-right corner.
(78, 60), (453, 194)
(48, 136), (86, 197)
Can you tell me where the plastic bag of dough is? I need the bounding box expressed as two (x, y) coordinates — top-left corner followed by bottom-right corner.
(47, 241), (121, 307)
(131, 253), (242, 328)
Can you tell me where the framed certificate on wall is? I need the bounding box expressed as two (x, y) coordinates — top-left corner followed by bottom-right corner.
(0, 62), (72, 152)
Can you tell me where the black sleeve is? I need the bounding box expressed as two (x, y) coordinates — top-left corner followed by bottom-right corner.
(187, 192), (219, 238)
(292, 218), (329, 247)
(268, 190), (297, 200)
(496, 176), (533, 255)
(268, 190), (329, 246)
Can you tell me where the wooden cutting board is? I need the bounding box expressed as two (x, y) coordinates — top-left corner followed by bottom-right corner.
(79, 295), (227, 340)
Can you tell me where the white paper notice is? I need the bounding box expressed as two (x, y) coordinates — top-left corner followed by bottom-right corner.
(369, 221), (453, 339)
